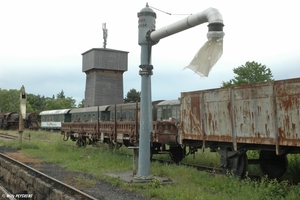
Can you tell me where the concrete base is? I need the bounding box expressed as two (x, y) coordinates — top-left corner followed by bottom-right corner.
(104, 171), (173, 184)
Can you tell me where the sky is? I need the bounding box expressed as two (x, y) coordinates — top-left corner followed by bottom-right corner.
(1, 0), (300, 106)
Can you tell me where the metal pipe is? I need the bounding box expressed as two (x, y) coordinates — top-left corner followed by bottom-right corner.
(149, 7), (223, 42)
(148, 7), (224, 77)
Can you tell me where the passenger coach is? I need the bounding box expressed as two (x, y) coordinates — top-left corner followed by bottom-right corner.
(40, 109), (71, 130)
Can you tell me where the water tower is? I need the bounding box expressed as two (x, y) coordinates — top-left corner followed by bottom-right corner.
(82, 24), (128, 107)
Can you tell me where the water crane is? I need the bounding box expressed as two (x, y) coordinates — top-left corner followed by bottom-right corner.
(137, 3), (224, 179)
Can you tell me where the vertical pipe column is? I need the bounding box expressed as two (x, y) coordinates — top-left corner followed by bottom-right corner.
(137, 4), (156, 179)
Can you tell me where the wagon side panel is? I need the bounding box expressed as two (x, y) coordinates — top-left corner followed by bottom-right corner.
(275, 79), (300, 147)
(233, 83), (276, 145)
(180, 82), (278, 149)
(201, 88), (232, 143)
(180, 88), (233, 146)
(180, 91), (203, 142)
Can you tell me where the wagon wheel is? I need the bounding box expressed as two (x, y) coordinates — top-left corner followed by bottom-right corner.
(108, 141), (122, 149)
(233, 152), (248, 178)
(150, 143), (162, 161)
(170, 146), (185, 164)
(81, 138), (87, 147)
(76, 138), (87, 147)
(222, 152), (248, 178)
(115, 143), (122, 149)
(259, 150), (287, 179)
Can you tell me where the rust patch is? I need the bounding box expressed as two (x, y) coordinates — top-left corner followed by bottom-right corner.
(282, 97), (292, 111)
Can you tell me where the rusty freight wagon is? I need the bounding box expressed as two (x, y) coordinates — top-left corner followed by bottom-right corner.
(179, 77), (300, 178)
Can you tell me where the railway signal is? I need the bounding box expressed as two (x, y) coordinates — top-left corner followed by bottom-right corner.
(19, 85), (26, 144)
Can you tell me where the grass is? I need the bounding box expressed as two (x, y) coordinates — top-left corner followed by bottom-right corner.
(1, 130), (300, 199)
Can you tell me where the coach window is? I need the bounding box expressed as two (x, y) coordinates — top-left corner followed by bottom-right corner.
(162, 106), (166, 120)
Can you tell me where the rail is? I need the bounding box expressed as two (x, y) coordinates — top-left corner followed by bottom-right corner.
(0, 153), (98, 200)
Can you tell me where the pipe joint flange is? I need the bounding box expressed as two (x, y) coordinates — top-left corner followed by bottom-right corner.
(139, 64), (153, 71)
(139, 64), (153, 75)
(139, 70), (153, 76)
(146, 29), (159, 45)
(208, 22), (224, 32)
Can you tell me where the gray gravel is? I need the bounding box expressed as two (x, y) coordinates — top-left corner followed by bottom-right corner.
(0, 146), (150, 200)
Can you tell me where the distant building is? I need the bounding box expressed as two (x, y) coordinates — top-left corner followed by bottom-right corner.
(82, 48), (128, 107)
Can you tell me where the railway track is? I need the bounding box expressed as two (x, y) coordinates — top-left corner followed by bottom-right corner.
(152, 157), (223, 174)
(0, 133), (17, 140)
(151, 157), (263, 180)
(0, 153), (98, 200)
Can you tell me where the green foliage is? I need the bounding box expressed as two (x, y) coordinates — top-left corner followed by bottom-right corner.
(0, 89), (19, 112)
(0, 89), (77, 113)
(221, 61), (274, 87)
(256, 176), (289, 199)
(56, 90), (65, 99)
(26, 94), (46, 113)
(124, 88), (141, 103)
(77, 99), (85, 108)
(44, 97), (76, 110)
(150, 178), (163, 189)
(283, 154), (300, 182)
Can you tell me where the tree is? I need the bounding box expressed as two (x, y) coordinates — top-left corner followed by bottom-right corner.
(44, 97), (76, 110)
(0, 89), (19, 112)
(0, 89), (77, 113)
(78, 99), (85, 108)
(56, 90), (65, 99)
(124, 89), (141, 103)
(221, 61), (273, 88)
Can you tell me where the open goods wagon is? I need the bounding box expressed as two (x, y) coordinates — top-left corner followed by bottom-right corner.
(179, 77), (300, 178)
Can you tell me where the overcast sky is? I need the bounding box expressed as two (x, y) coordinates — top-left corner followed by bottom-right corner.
(1, 0), (300, 106)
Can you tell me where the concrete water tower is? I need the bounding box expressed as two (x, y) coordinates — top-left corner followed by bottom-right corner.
(82, 24), (128, 107)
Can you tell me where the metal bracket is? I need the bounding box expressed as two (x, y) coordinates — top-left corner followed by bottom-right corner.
(215, 148), (247, 168)
(146, 29), (159, 45)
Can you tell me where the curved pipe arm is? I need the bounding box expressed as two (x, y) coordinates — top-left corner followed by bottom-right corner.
(149, 7), (223, 42)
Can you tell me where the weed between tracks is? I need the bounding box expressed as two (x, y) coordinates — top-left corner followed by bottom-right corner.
(1, 130), (300, 200)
